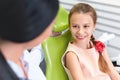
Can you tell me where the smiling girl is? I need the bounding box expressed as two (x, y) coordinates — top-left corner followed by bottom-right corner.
(62, 3), (120, 80)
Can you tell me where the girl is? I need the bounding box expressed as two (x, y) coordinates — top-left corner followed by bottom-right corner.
(62, 3), (120, 80)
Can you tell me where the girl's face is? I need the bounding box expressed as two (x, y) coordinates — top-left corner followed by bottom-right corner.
(70, 13), (95, 44)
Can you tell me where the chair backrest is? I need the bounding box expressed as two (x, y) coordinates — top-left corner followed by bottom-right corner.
(42, 30), (71, 80)
(41, 5), (71, 80)
(52, 5), (68, 32)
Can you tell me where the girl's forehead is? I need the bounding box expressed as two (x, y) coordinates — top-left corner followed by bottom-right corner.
(70, 13), (94, 23)
(71, 12), (92, 18)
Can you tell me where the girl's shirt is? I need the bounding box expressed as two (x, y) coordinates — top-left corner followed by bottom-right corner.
(62, 42), (111, 80)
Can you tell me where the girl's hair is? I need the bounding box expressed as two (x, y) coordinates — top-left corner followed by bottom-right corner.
(69, 3), (110, 73)
(69, 3), (97, 25)
(91, 35), (110, 73)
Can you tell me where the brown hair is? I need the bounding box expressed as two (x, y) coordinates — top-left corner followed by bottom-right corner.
(69, 3), (109, 73)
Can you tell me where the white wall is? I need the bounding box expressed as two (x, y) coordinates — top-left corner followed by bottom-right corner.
(59, 0), (120, 58)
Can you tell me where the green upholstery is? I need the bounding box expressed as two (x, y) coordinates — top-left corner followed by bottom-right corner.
(52, 5), (69, 32)
(41, 5), (71, 80)
(42, 30), (72, 80)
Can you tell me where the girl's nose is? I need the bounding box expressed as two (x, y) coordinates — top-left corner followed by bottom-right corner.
(77, 28), (84, 34)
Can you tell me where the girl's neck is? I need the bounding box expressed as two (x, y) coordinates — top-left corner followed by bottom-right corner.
(73, 40), (93, 49)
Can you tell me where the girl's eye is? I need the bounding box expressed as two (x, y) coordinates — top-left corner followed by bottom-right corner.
(84, 25), (89, 28)
(73, 25), (79, 28)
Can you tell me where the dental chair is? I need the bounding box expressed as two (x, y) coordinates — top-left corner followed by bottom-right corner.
(41, 6), (71, 80)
